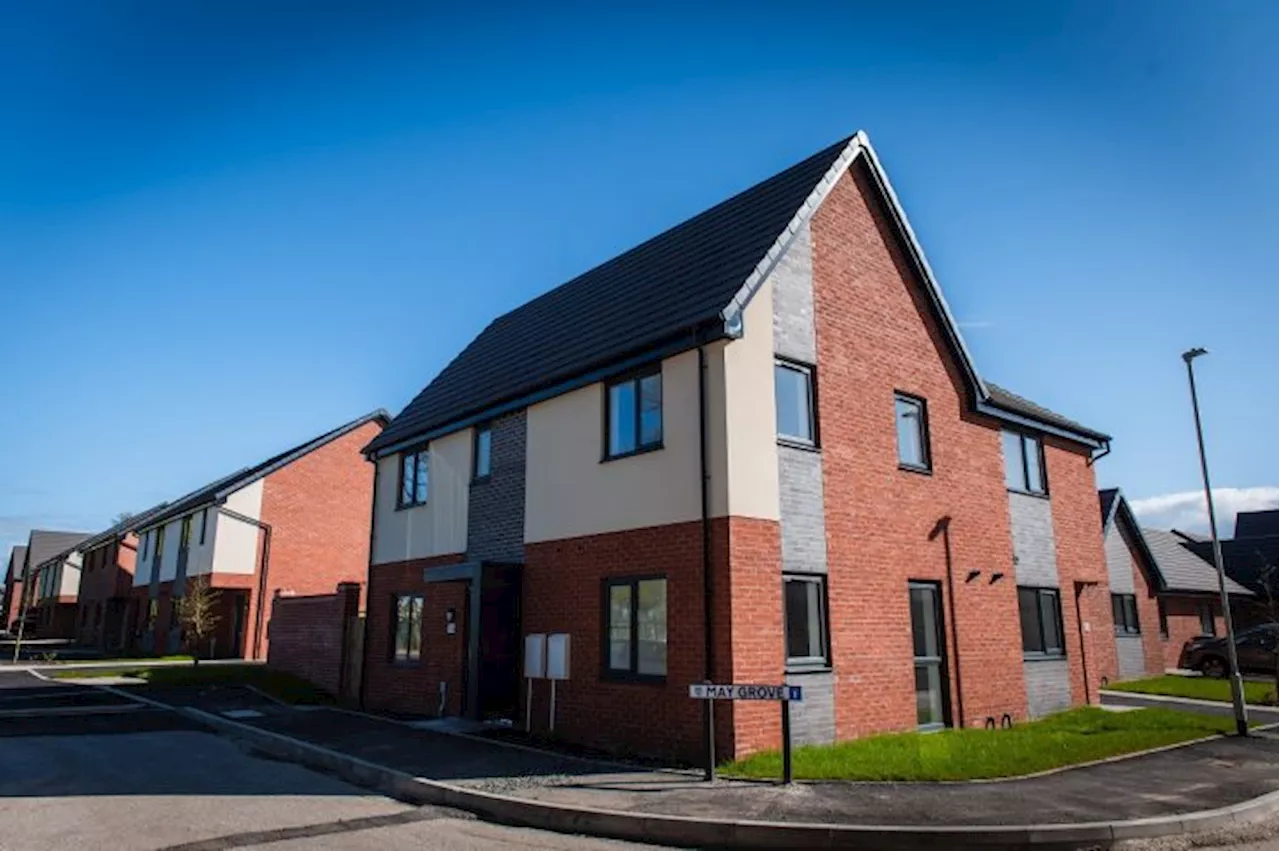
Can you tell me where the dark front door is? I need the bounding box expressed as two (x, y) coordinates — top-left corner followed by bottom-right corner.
(229, 593), (248, 659)
(476, 565), (522, 721)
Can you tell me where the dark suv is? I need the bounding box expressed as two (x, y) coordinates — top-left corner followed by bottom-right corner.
(1179, 622), (1278, 677)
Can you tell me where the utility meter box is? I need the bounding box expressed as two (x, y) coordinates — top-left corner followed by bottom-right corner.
(546, 633), (570, 681)
(524, 634), (547, 679)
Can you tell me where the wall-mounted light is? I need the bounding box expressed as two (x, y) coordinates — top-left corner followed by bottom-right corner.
(965, 570), (982, 583)
(989, 572), (1005, 584)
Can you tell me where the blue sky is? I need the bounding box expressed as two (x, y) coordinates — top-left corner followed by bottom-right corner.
(1, 1), (1276, 562)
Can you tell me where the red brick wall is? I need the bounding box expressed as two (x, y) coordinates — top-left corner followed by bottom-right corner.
(2, 578), (22, 629)
(246, 420), (382, 659)
(267, 582), (361, 696)
(523, 520), (719, 762)
(1160, 595), (1224, 670)
(1123, 527), (1166, 676)
(363, 554), (469, 717)
(811, 161), (1029, 735)
(1045, 439), (1116, 703)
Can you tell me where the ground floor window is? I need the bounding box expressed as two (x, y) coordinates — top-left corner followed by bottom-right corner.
(392, 594), (424, 662)
(909, 581), (949, 730)
(603, 576), (667, 678)
(1157, 600), (1169, 638)
(1111, 593), (1140, 635)
(784, 574), (830, 668)
(1018, 587), (1065, 657)
(1198, 601), (1216, 636)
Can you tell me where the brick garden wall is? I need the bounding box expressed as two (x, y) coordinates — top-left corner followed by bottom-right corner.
(267, 582), (361, 697)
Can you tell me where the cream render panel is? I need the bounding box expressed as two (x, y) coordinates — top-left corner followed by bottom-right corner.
(211, 479), (265, 575)
(57, 553), (82, 597)
(371, 428), (471, 565)
(183, 509), (217, 578)
(718, 276), (780, 521)
(156, 518), (183, 582)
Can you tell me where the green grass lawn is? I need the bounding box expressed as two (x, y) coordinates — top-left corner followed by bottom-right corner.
(50, 662), (333, 705)
(1108, 675), (1277, 706)
(722, 707), (1237, 781)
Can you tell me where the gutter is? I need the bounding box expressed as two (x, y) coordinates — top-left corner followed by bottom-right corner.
(696, 341), (715, 776)
(217, 506), (273, 660)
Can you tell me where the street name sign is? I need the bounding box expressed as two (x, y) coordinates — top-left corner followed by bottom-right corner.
(688, 683), (802, 702)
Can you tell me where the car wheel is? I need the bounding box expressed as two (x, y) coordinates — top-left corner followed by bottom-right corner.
(1199, 656), (1227, 678)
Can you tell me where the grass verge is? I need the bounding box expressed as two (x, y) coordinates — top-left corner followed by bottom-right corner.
(721, 707), (1238, 781)
(50, 663), (333, 705)
(1107, 675), (1277, 706)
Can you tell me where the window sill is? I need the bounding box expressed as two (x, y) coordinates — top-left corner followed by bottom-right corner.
(1007, 487), (1050, 500)
(471, 475), (492, 486)
(898, 462), (933, 477)
(777, 437), (820, 453)
(601, 443), (664, 464)
(785, 663), (832, 675)
(394, 501), (429, 512)
(1023, 652), (1067, 662)
(1115, 630), (1142, 638)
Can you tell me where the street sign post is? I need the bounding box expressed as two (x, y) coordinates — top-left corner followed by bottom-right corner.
(688, 683), (803, 784)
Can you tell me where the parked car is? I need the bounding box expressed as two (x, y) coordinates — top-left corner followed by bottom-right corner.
(1179, 622), (1278, 677)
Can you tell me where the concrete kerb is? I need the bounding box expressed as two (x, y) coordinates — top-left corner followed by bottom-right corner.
(182, 707), (1280, 850)
(1100, 688), (1279, 714)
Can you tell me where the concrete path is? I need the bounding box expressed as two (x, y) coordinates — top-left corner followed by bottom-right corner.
(233, 706), (1278, 827)
(1100, 689), (1280, 724)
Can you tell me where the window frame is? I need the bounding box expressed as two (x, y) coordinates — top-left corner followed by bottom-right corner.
(783, 573), (831, 671)
(894, 391), (932, 473)
(1111, 593), (1141, 635)
(396, 446), (430, 510)
(390, 593), (425, 664)
(1157, 599), (1169, 639)
(774, 358), (819, 449)
(602, 365), (664, 461)
(154, 525), (166, 562)
(1003, 431), (1049, 496)
(909, 580), (952, 730)
(1018, 586), (1066, 658)
(179, 515), (193, 552)
(473, 423), (493, 482)
(600, 575), (668, 682)
(1198, 601), (1216, 636)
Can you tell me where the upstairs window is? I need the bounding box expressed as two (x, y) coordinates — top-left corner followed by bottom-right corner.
(154, 526), (166, 561)
(179, 515), (193, 551)
(1111, 593), (1140, 635)
(894, 393), (931, 471)
(474, 425), (492, 480)
(774, 360), (816, 445)
(606, 368), (662, 459)
(1018, 586), (1064, 656)
(398, 447), (429, 508)
(198, 508), (208, 545)
(1003, 431), (1047, 495)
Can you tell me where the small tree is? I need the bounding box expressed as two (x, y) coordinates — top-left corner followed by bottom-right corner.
(112, 511), (134, 526)
(174, 576), (221, 664)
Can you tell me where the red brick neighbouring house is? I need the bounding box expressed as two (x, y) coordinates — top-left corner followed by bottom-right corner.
(360, 133), (1116, 763)
(14, 530), (93, 639)
(124, 411), (387, 660)
(1099, 488), (1253, 677)
(74, 502), (171, 653)
(2, 545), (27, 632)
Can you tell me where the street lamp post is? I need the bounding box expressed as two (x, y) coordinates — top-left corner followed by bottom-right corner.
(1181, 347), (1248, 736)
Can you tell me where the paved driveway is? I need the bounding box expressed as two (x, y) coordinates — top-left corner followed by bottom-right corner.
(0, 671), (657, 851)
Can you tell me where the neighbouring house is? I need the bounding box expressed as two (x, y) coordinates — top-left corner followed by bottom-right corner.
(1099, 489), (1253, 678)
(126, 410), (387, 659)
(2, 545), (28, 631)
(74, 502), (170, 653)
(359, 132), (1118, 763)
(1193, 509), (1278, 618)
(20, 530), (93, 638)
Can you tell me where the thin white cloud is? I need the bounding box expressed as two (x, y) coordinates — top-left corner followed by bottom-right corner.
(1129, 487), (1279, 535)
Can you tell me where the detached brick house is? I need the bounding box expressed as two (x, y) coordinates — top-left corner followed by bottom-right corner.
(1099, 488), (1253, 676)
(127, 411), (386, 658)
(2, 545), (28, 631)
(74, 502), (169, 653)
(361, 133), (1117, 762)
(19, 530), (92, 638)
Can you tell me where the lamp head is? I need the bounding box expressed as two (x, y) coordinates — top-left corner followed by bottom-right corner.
(1182, 347), (1209, 364)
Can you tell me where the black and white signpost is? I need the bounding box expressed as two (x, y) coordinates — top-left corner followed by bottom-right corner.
(689, 683), (803, 784)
